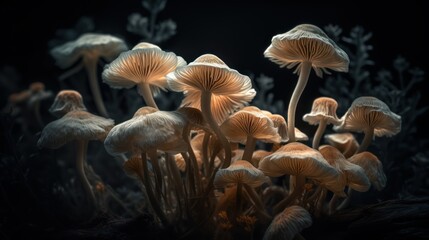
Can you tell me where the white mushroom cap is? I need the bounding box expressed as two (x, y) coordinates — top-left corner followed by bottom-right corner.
(319, 145), (370, 192)
(348, 151), (387, 191)
(259, 142), (343, 194)
(334, 96), (401, 137)
(48, 90), (87, 118)
(214, 160), (270, 188)
(37, 110), (114, 149)
(50, 33), (128, 69)
(131, 42), (161, 50)
(303, 97), (341, 125)
(167, 54), (256, 123)
(102, 46), (185, 97)
(220, 108), (281, 144)
(264, 23), (349, 78)
(263, 205), (312, 240)
(104, 108), (188, 156)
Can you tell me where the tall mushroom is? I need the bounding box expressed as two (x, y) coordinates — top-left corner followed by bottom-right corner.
(102, 42), (185, 109)
(37, 107), (114, 218)
(303, 97), (342, 149)
(50, 33), (128, 117)
(167, 54), (256, 168)
(334, 96), (401, 153)
(264, 23), (349, 142)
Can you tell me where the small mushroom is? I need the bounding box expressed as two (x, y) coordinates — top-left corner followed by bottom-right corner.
(264, 23), (349, 142)
(334, 96), (401, 153)
(49, 90), (87, 118)
(324, 133), (359, 158)
(348, 151), (386, 191)
(263, 205), (312, 240)
(51, 33), (128, 117)
(303, 97), (342, 149)
(38, 108), (114, 218)
(102, 42), (185, 109)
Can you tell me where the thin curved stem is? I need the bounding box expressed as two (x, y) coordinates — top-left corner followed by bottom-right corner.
(137, 82), (159, 109)
(84, 57), (109, 117)
(357, 128), (374, 153)
(287, 61), (312, 142)
(201, 91), (231, 168)
(75, 140), (97, 214)
(273, 175), (306, 214)
(59, 62), (84, 81)
(242, 136), (256, 164)
(312, 119), (327, 149)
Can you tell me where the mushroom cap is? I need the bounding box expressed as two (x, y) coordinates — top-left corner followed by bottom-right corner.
(303, 97), (341, 125)
(123, 155), (143, 179)
(334, 96), (401, 137)
(132, 42), (161, 50)
(102, 47), (185, 97)
(319, 145), (370, 192)
(259, 142), (343, 194)
(264, 23), (349, 77)
(263, 205), (312, 240)
(324, 133), (359, 158)
(251, 150), (272, 168)
(214, 160), (270, 188)
(348, 151), (387, 191)
(37, 110), (114, 149)
(49, 90), (87, 118)
(104, 109), (188, 156)
(167, 54), (256, 123)
(50, 33), (128, 68)
(220, 108), (281, 144)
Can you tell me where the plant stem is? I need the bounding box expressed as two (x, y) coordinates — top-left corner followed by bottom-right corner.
(287, 61), (311, 142)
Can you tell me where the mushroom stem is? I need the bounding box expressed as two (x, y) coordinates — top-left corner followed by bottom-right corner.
(243, 185), (271, 220)
(242, 136), (256, 164)
(328, 193), (340, 215)
(235, 182), (243, 218)
(337, 187), (354, 211)
(137, 83), (159, 109)
(202, 133), (211, 177)
(84, 57), (109, 117)
(58, 62), (84, 81)
(147, 149), (164, 200)
(312, 119), (327, 149)
(314, 188), (327, 218)
(201, 91), (232, 168)
(273, 175), (306, 214)
(287, 61), (311, 142)
(75, 140), (97, 213)
(140, 152), (169, 226)
(357, 128), (374, 153)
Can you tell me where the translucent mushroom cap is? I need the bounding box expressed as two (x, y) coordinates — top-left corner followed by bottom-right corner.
(319, 145), (370, 192)
(37, 110), (114, 149)
(334, 96), (401, 137)
(49, 90), (87, 118)
(303, 97), (341, 125)
(167, 53), (256, 123)
(264, 23), (349, 77)
(104, 108), (188, 156)
(324, 132), (359, 158)
(50, 33), (128, 68)
(348, 151), (387, 191)
(220, 108), (281, 144)
(259, 142), (343, 194)
(214, 160), (269, 188)
(263, 205), (312, 240)
(102, 46), (185, 97)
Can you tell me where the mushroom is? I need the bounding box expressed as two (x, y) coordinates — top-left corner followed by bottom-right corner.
(50, 33), (128, 117)
(334, 96), (401, 153)
(167, 54), (256, 168)
(303, 97), (342, 149)
(102, 42), (185, 109)
(348, 151), (386, 191)
(258, 142), (343, 214)
(263, 205), (312, 240)
(324, 133), (359, 158)
(37, 109), (114, 218)
(264, 23), (349, 142)
(49, 90), (87, 118)
(214, 160), (270, 220)
(220, 107), (281, 164)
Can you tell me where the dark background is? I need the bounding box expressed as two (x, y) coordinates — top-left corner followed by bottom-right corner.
(1, 0), (428, 127)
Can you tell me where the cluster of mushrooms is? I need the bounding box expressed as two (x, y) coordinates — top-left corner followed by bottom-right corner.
(36, 24), (401, 239)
